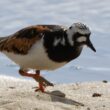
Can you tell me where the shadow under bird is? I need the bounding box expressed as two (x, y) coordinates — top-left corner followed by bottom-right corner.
(0, 22), (96, 92)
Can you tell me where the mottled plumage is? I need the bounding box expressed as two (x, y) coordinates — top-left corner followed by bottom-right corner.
(0, 23), (96, 92)
(0, 26), (49, 54)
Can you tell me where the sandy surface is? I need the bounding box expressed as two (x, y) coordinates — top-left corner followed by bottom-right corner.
(0, 76), (110, 110)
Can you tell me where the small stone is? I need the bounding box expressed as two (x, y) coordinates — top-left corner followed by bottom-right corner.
(87, 107), (90, 110)
(103, 105), (105, 107)
(9, 87), (15, 89)
(92, 93), (102, 97)
(102, 80), (108, 83)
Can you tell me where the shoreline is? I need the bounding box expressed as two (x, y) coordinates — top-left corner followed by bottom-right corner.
(0, 75), (110, 110)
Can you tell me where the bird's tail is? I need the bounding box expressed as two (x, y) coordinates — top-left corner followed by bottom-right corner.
(0, 37), (8, 51)
(0, 37), (5, 41)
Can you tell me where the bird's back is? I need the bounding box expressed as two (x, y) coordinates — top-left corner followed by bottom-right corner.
(0, 25), (67, 54)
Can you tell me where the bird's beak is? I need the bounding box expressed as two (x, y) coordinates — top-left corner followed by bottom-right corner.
(87, 39), (96, 52)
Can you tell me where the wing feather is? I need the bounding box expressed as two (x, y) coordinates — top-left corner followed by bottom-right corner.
(0, 25), (66, 54)
(0, 25), (50, 54)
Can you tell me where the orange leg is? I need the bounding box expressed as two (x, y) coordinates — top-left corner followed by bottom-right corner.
(35, 81), (45, 92)
(19, 69), (53, 92)
(34, 70), (45, 92)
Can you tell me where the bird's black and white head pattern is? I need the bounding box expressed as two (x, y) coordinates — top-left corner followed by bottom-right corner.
(66, 22), (91, 46)
(66, 22), (96, 52)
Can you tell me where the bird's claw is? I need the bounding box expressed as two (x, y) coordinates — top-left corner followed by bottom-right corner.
(33, 74), (54, 87)
(34, 87), (43, 92)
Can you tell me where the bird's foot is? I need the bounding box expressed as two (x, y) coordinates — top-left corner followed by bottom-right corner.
(33, 72), (53, 86)
(35, 83), (45, 92)
(19, 69), (54, 92)
(33, 71), (54, 92)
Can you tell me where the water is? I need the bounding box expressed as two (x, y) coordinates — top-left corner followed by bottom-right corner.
(0, 0), (110, 83)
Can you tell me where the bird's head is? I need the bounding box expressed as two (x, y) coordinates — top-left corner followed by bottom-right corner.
(66, 22), (96, 52)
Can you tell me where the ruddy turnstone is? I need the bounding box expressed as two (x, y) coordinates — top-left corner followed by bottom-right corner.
(0, 22), (96, 92)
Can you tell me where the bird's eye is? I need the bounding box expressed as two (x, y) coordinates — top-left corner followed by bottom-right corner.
(69, 26), (72, 29)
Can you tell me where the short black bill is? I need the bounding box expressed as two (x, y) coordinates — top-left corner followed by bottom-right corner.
(88, 40), (96, 52)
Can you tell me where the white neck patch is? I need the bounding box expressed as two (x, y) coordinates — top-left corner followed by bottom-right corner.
(53, 38), (61, 46)
(53, 37), (66, 46)
(77, 36), (87, 42)
(61, 37), (65, 46)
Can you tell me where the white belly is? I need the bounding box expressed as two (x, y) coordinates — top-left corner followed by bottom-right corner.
(3, 39), (66, 70)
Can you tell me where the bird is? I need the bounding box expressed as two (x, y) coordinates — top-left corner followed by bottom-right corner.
(0, 22), (96, 92)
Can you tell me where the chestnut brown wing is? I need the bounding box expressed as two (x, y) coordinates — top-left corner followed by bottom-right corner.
(0, 25), (50, 54)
